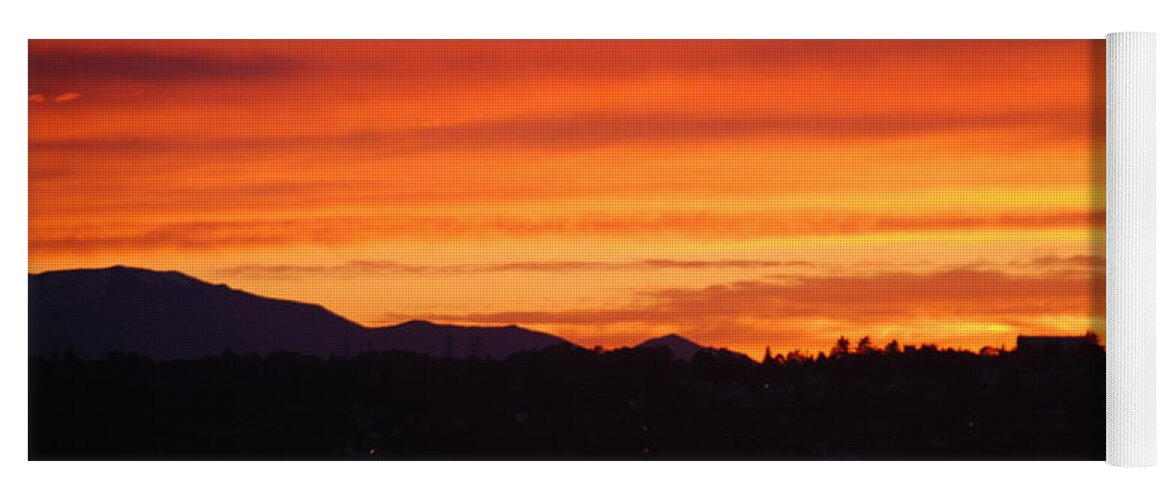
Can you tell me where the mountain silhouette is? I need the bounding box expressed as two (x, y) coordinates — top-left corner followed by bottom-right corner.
(368, 320), (570, 359)
(636, 334), (706, 359)
(633, 333), (755, 363)
(29, 266), (575, 360)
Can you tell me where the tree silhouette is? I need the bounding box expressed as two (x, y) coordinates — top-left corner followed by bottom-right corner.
(830, 337), (851, 358)
(784, 350), (810, 364)
(762, 346), (779, 366)
(856, 336), (876, 355)
(884, 340), (901, 355)
(1085, 330), (1101, 347)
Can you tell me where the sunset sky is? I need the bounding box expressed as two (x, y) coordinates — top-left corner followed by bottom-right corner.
(28, 40), (1105, 357)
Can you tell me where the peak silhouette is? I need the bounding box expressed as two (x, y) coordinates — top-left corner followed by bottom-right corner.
(634, 333), (752, 362)
(30, 266), (364, 359)
(392, 319), (438, 328)
(29, 267), (576, 360)
(636, 333), (704, 357)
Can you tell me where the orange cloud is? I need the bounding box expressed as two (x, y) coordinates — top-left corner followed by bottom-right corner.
(423, 267), (1103, 355)
(28, 103), (1101, 155)
(28, 209), (1104, 253)
(53, 92), (81, 103)
(433, 268), (1103, 324)
(215, 259), (815, 278)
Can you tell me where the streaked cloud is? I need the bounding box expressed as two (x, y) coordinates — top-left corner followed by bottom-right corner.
(1031, 255), (1107, 268)
(216, 259), (814, 278)
(29, 103), (1100, 155)
(421, 268), (1104, 354)
(28, 47), (298, 86)
(29, 209), (1104, 252)
(432, 268), (1103, 324)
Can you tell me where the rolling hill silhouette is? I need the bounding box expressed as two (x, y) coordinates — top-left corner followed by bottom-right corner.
(636, 333), (754, 362)
(368, 320), (571, 359)
(636, 334), (707, 359)
(29, 266), (576, 360)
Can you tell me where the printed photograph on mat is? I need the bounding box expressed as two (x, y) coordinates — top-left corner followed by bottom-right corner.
(28, 40), (1105, 460)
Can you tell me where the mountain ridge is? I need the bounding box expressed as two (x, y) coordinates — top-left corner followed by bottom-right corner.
(29, 266), (751, 361)
(27, 266), (575, 360)
(30, 266), (366, 359)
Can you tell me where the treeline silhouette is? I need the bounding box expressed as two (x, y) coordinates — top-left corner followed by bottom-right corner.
(30, 337), (1105, 460)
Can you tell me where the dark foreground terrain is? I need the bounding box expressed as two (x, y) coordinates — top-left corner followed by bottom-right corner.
(30, 343), (1104, 460)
